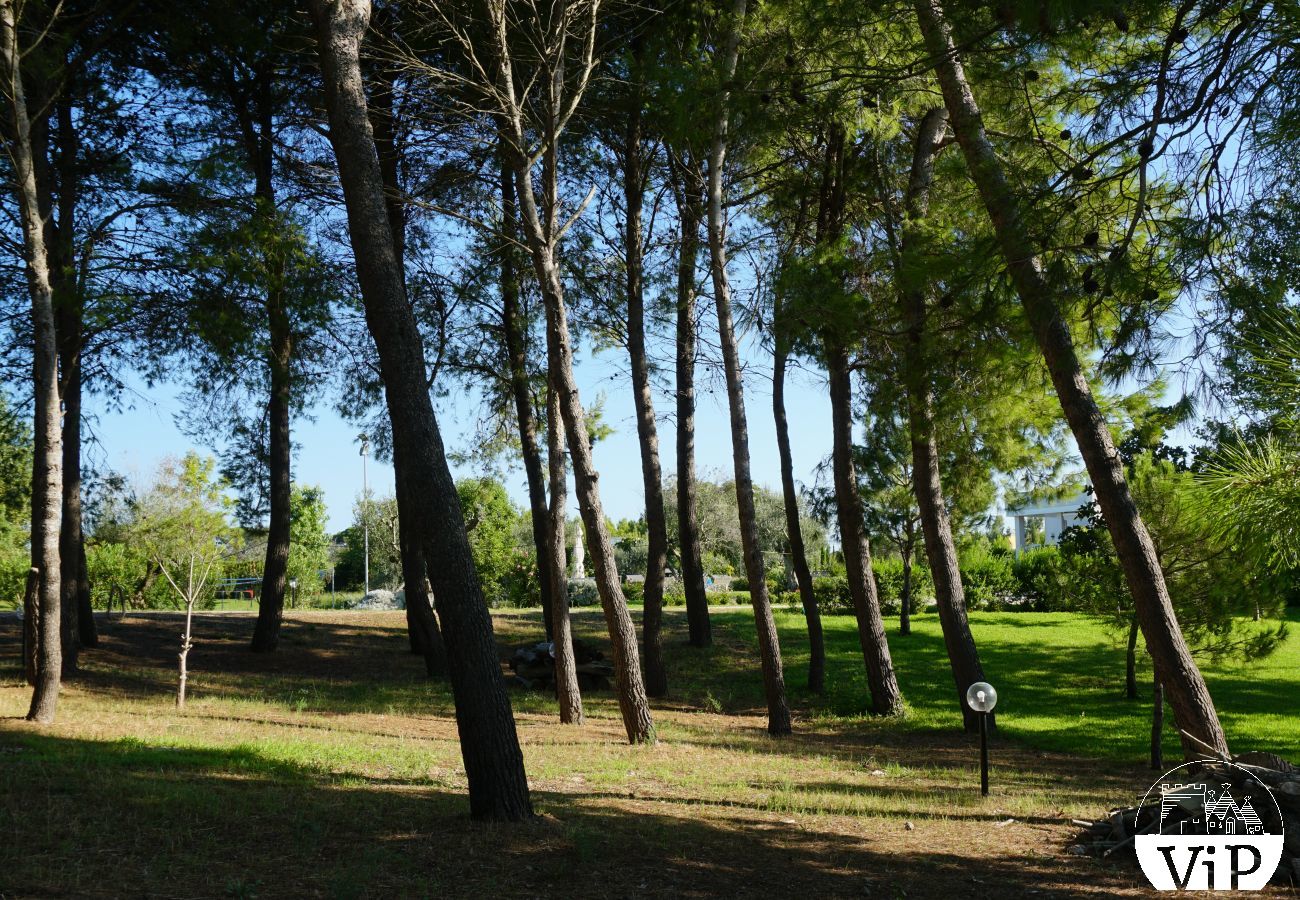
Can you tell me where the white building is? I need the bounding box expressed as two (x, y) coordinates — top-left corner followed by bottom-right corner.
(1006, 492), (1093, 556)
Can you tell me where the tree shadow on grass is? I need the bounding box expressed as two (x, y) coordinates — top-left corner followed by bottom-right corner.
(0, 729), (1152, 899)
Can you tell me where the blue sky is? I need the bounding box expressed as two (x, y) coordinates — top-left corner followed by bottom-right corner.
(85, 331), (836, 535)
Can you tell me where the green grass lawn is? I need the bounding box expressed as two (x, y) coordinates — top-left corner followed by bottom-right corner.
(649, 605), (1300, 763)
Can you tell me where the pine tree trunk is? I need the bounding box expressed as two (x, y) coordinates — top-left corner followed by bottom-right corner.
(500, 56), (656, 742)
(547, 377), (584, 725)
(523, 212), (654, 742)
(1151, 673), (1164, 770)
(394, 444), (448, 677)
(308, 0), (533, 820)
(624, 93), (669, 699)
(913, 0), (1227, 759)
(247, 67), (291, 654)
(251, 297), (292, 652)
(366, 52), (447, 672)
(1126, 615), (1140, 700)
(52, 97), (95, 660)
(58, 328), (84, 674)
(670, 154), (711, 648)
(499, 160), (555, 639)
(773, 307), (825, 693)
(895, 105), (989, 732)
(826, 342), (903, 716)
(22, 566), (38, 684)
(4, 0), (63, 723)
(706, 0), (791, 735)
(900, 542), (913, 636)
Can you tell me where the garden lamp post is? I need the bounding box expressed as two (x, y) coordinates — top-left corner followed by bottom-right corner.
(289, 578), (298, 610)
(359, 433), (370, 596)
(966, 681), (998, 796)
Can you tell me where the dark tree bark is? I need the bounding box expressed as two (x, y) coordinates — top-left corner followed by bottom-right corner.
(247, 67), (291, 654)
(57, 310), (87, 672)
(366, 49), (446, 673)
(893, 105), (989, 732)
(914, 0), (1228, 759)
(827, 343), (904, 716)
(395, 442), (447, 677)
(899, 535), (913, 636)
(623, 81), (668, 698)
(668, 152), (711, 648)
(50, 96), (95, 665)
(547, 377), (584, 724)
(4, 0), (63, 722)
(1151, 673), (1164, 770)
(22, 566), (38, 684)
(772, 301), (825, 694)
(308, 0), (532, 820)
(707, 0), (791, 736)
(1126, 615), (1140, 700)
(250, 295), (291, 652)
(499, 160), (556, 639)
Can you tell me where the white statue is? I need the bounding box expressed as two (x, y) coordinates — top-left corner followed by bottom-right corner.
(572, 523), (586, 579)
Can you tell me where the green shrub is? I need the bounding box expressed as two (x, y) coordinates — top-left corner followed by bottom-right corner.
(663, 579), (686, 607)
(730, 576), (748, 592)
(0, 549), (27, 608)
(812, 575), (853, 615)
(567, 579), (599, 607)
(622, 581), (644, 605)
(1010, 546), (1063, 610)
(958, 547), (1018, 609)
(872, 558), (932, 617)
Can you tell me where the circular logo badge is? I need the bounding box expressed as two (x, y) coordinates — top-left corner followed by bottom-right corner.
(1135, 760), (1286, 891)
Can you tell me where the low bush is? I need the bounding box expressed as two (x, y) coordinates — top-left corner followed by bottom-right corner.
(663, 579), (686, 607)
(622, 581), (645, 605)
(872, 558), (932, 617)
(812, 575), (853, 615)
(567, 579), (599, 607)
(958, 547), (1018, 610)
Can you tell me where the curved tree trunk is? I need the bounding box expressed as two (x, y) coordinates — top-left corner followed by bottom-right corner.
(496, 27), (655, 743)
(772, 307), (825, 694)
(826, 343), (904, 716)
(547, 376), (584, 724)
(669, 154), (711, 648)
(894, 105), (989, 732)
(309, 0), (533, 820)
(499, 160), (555, 639)
(707, 0), (791, 736)
(913, 0), (1227, 759)
(4, 0), (63, 723)
(624, 90), (669, 699)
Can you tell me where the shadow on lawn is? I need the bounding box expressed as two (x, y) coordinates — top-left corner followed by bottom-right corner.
(0, 728), (1141, 899)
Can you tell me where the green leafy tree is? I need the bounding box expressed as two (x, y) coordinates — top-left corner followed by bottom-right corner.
(457, 477), (523, 608)
(133, 453), (240, 707)
(286, 485), (331, 599)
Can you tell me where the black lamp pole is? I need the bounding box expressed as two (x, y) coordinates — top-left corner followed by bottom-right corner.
(979, 711), (989, 796)
(966, 681), (996, 797)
